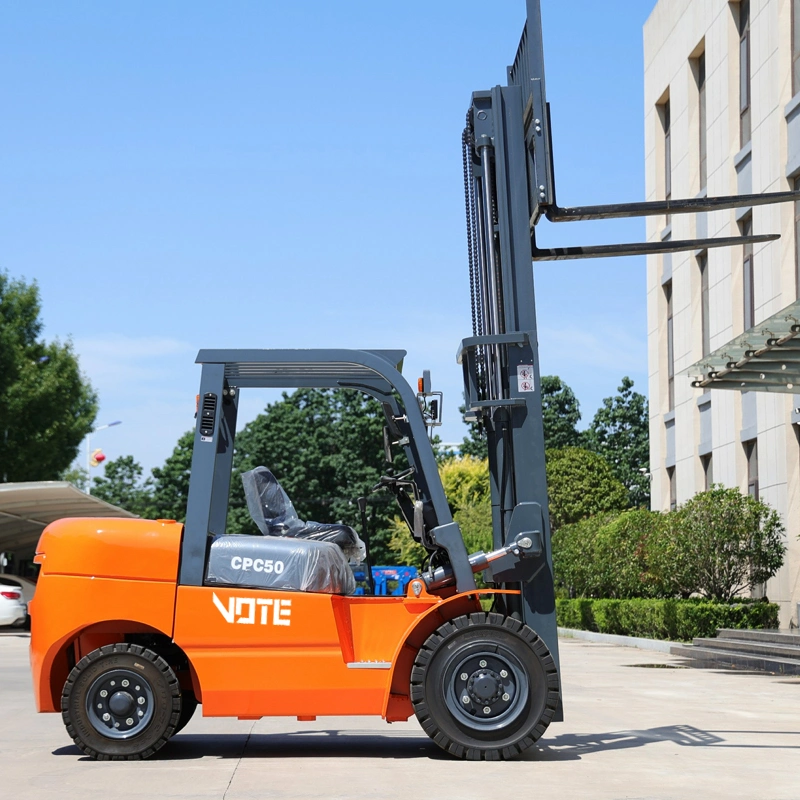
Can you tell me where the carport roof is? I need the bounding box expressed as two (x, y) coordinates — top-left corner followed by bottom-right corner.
(684, 299), (800, 393)
(0, 482), (135, 555)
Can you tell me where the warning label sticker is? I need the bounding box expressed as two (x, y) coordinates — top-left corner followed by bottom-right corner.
(517, 365), (535, 392)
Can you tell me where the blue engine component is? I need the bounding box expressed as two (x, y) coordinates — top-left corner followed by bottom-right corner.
(352, 566), (419, 596)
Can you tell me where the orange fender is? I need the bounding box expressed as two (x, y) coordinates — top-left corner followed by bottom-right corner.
(382, 589), (520, 722)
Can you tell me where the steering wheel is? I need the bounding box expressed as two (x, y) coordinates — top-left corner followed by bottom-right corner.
(371, 466), (416, 492)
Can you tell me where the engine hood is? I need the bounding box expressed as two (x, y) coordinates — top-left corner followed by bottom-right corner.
(35, 518), (182, 583)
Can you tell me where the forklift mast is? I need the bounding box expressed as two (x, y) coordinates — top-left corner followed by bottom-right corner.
(460, 0), (799, 682)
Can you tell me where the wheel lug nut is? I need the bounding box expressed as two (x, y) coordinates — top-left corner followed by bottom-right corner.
(502, 693), (510, 701)
(97, 704), (102, 709)
(138, 710), (144, 717)
(126, 718), (134, 725)
(483, 706), (491, 714)
(122, 680), (129, 688)
(460, 672), (469, 681)
(462, 695), (470, 704)
(135, 685), (141, 691)
(479, 660), (487, 668)
(500, 670), (508, 678)
(137, 697), (145, 705)
(100, 690), (108, 697)
(110, 681), (115, 686)
(102, 713), (110, 721)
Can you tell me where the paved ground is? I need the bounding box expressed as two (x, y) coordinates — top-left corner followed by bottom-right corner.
(2, 631), (799, 800)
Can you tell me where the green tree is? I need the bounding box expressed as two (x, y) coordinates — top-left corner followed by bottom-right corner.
(651, 486), (786, 602)
(150, 431), (194, 522)
(0, 271), (97, 481)
(541, 375), (581, 448)
(228, 389), (397, 563)
(91, 455), (154, 517)
(60, 465), (89, 491)
(583, 377), (650, 507)
(545, 447), (629, 530)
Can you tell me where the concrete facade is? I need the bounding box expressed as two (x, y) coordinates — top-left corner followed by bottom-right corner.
(645, 0), (800, 626)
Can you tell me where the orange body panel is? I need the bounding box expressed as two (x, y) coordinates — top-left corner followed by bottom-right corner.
(173, 585), (446, 717)
(30, 518), (182, 712)
(34, 517), (182, 581)
(31, 516), (520, 724)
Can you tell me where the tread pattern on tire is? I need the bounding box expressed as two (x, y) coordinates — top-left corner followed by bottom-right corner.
(410, 612), (560, 761)
(61, 643), (182, 761)
(174, 690), (198, 735)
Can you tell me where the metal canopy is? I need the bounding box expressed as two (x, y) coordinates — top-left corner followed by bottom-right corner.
(0, 482), (134, 556)
(684, 299), (800, 393)
(196, 349), (406, 389)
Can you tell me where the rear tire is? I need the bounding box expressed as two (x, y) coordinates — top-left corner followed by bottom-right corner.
(61, 643), (181, 760)
(173, 690), (198, 734)
(410, 612), (559, 760)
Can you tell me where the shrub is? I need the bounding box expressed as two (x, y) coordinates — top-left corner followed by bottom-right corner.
(551, 514), (615, 597)
(654, 486), (786, 602)
(545, 447), (629, 530)
(556, 597), (779, 641)
(552, 509), (666, 599)
(552, 487), (786, 603)
(592, 510), (667, 598)
(438, 455), (490, 512)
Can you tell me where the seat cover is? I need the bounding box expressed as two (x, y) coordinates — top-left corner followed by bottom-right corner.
(242, 466), (366, 562)
(206, 535), (356, 595)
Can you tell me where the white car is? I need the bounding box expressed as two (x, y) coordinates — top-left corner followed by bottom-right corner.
(0, 582), (26, 627)
(0, 575), (36, 606)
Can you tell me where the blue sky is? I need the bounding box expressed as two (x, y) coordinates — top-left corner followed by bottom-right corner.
(0, 1), (655, 474)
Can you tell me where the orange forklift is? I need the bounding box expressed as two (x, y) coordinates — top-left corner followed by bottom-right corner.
(30, 348), (560, 761)
(30, 0), (799, 761)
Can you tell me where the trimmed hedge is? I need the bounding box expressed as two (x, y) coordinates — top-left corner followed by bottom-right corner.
(556, 597), (779, 641)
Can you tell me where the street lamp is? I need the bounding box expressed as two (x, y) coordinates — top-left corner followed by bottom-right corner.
(86, 421), (122, 494)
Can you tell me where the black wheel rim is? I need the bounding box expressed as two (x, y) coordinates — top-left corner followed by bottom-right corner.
(85, 668), (155, 740)
(443, 643), (529, 732)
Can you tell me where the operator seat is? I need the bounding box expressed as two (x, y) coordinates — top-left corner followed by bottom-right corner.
(204, 467), (362, 595)
(241, 466), (365, 562)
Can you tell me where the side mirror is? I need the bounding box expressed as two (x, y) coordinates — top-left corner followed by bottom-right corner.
(416, 370), (443, 430)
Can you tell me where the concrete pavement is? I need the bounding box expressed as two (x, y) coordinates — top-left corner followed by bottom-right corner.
(2, 632), (798, 799)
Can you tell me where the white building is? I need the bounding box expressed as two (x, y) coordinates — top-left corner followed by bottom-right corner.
(645, 0), (800, 626)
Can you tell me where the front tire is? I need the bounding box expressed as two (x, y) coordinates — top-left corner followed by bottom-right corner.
(410, 612), (559, 760)
(61, 643), (182, 760)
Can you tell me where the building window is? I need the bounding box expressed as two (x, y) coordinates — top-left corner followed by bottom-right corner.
(701, 454), (713, 491)
(697, 52), (707, 190)
(741, 214), (754, 330)
(795, 175), (800, 298)
(665, 280), (674, 410)
(744, 439), (759, 500)
(739, 0), (751, 147)
(667, 466), (677, 511)
(662, 99), (672, 207)
(698, 252), (710, 356)
(794, 0), (800, 96)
